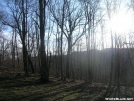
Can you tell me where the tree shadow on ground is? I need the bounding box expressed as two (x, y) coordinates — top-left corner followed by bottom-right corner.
(20, 81), (106, 101)
(1, 75), (133, 101)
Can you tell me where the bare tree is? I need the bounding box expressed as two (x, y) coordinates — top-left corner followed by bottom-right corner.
(79, 0), (101, 83)
(2, 0), (37, 76)
(104, 0), (123, 97)
(38, 0), (49, 82)
(50, 0), (86, 79)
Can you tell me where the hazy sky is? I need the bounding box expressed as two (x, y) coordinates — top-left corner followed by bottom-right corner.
(1, 0), (134, 50)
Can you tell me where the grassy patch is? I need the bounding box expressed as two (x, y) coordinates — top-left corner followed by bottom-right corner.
(0, 74), (106, 101)
(1, 68), (133, 101)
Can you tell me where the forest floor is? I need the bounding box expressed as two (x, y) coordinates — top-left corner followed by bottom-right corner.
(0, 66), (134, 101)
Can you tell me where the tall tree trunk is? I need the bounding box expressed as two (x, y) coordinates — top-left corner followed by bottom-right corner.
(105, 33), (114, 96)
(22, 0), (28, 76)
(28, 55), (35, 73)
(66, 36), (72, 78)
(39, 0), (49, 82)
(12, 28), (15, 69)
(22, 41), (28, 76)
(60, 32), (64, 80)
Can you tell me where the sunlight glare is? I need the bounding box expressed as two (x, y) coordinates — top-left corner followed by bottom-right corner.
(108, 11), (133, 35)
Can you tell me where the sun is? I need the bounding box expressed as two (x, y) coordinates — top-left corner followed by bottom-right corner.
(107, 11), (133, 35)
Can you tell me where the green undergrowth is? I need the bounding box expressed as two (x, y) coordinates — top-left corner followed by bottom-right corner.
(1, 67), (133, 101)
(0, 71), (106, 101)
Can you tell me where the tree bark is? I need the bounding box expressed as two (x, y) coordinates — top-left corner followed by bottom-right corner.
(66, 36), (72, 78)
(39, 0), (49, 82)
(22, 0), (29, 77)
